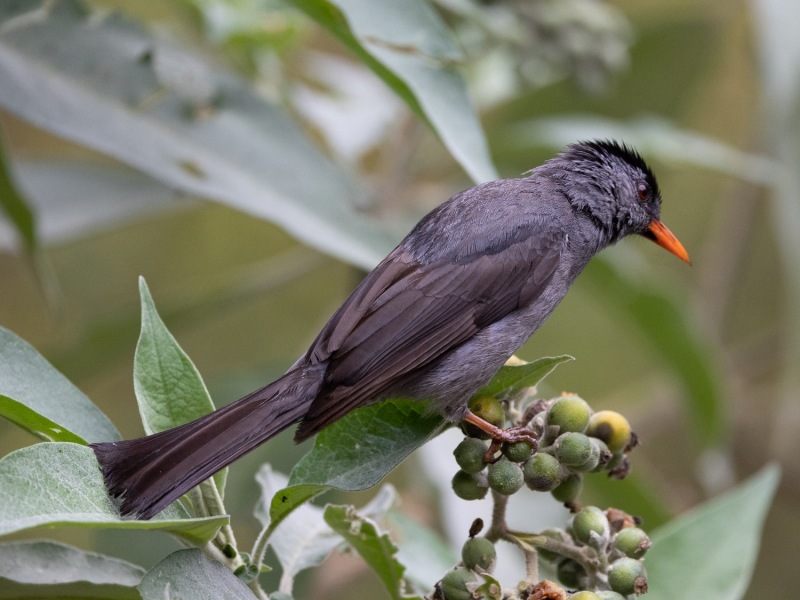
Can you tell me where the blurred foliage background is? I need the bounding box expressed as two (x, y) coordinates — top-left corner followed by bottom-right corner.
(0, 0), (797, 597)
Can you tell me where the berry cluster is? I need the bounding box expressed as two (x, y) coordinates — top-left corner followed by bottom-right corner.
(438, 392), (648, 599)
(452, 394), (636, 506)
(543, 506), (651, 597)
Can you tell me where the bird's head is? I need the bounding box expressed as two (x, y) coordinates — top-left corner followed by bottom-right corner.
(558, 139), (691, 264)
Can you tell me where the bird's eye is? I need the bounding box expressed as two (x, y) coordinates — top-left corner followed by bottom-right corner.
(637, 182), (650, 202)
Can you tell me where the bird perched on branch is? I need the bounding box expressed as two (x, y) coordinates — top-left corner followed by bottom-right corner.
(92, 140), (690, 519)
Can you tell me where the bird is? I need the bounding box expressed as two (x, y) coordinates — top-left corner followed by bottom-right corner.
(91, 140), (690, 519)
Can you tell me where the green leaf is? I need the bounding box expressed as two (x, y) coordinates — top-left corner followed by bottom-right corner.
(135, 276), (227, 505)
(0, 129), (36, 249)
(0, 540), (144, 600)
(266, 399), (442, 537)
(266, 483), (328, 543)
(0, 0), (393, 270)
(0, 326), (120, 444)
(646, 464), (780, 600)
(135, 276), (217, 435)
(138, 549), (254, 600)
(325, 504), (422, 600)
(289, 0), (497, 183)
(288, 399), (445, 489)
(476, 355), (574, 399)
(0, 443), (227, 545)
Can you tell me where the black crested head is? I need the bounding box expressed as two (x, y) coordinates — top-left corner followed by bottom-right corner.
(567, 139), (660, 200)
(546, 139), (663, 244)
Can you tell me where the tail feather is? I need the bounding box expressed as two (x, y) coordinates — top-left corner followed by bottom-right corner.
(91, 367), (320, 519)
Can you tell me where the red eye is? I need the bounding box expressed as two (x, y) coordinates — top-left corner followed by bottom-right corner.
(637, 182), (649, 202)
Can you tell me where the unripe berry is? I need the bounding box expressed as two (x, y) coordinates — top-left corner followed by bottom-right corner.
(572, 506), (609, 545)
(454, 438), (488, 474)
(608, 557), (648, 596)
(487, 458), (524, 496)
(613, 527), (651, 559)
(440, 566), (478, 600)
(596, 593), (627, 600)
(452, 470), (488, 501)
(554, 432), (593, 467)
(569, 592), (601, 600)
(461, 537), (496, 572)
(523, 452), (564, 491)
(464, 396), (505, 439)
(586, 411), (632, 453)
(547, 394), (592, 433)
(551, 473), (583, 504)
(572, 438), (603, 472)
(502, 440), (534, 463)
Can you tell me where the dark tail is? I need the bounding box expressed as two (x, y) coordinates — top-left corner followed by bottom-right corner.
(91, 366), (321, 519)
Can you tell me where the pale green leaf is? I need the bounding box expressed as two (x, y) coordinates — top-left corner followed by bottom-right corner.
(0, 443), (227, 545)
(138, 549), (254, 600)
(0, 540), (144, 600)
(0, 326), (120, 444)
(0, 0), (393, 270)
(646, 465), (780, 600)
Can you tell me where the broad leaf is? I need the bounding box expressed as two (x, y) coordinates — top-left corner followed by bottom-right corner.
(0, 540), (144, 600)
(476, 355), (574, 399)
(0, 443), (227, 545)
(138, 549), (254, 600)
(135, 276), (226, 504)
(290, 0), (497, 183)
(325, 503), (422, 600)
(134, 277), (217, 435)
(0, 326), (120, 444)
(0, 0), (393, 270)
(254, 466), (343, 593)
(646, 465), (780, 600)
(288, 399), (445, 490)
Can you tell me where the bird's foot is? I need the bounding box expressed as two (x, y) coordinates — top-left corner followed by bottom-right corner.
(462, 410), (538, 463)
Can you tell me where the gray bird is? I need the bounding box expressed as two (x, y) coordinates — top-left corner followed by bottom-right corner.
(91, 140), (690, 519)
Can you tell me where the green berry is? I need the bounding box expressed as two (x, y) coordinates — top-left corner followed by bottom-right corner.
(487, 459), (524, 496)
(569, 592), (601, 600)
(613, 527), (651, 559)
(454, 438), (488, 473)
(572, 437), (602, 472)
(551, 473), (583, 504)
(464, 396), (505, 439)
(608, 557), (648, 596)
(440, 566), (478, 600)
(572, 506), (609, 545)
(556, 558), (587, 589)
(452, 470), (488, 501)
(502, 440), (534, 463)
(596, 593), (627, 600)
(461, 537), (496, 572)
(586, 411), (632, 453)
(555, 432), (593, 467)
(523, 452), (564, 491)
(547, 394), (592, 433)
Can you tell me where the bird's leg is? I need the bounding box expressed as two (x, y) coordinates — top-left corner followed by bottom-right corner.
(463, 410), (538, 454)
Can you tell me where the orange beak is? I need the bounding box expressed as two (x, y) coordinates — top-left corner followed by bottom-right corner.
(646, 220), (691, 264)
